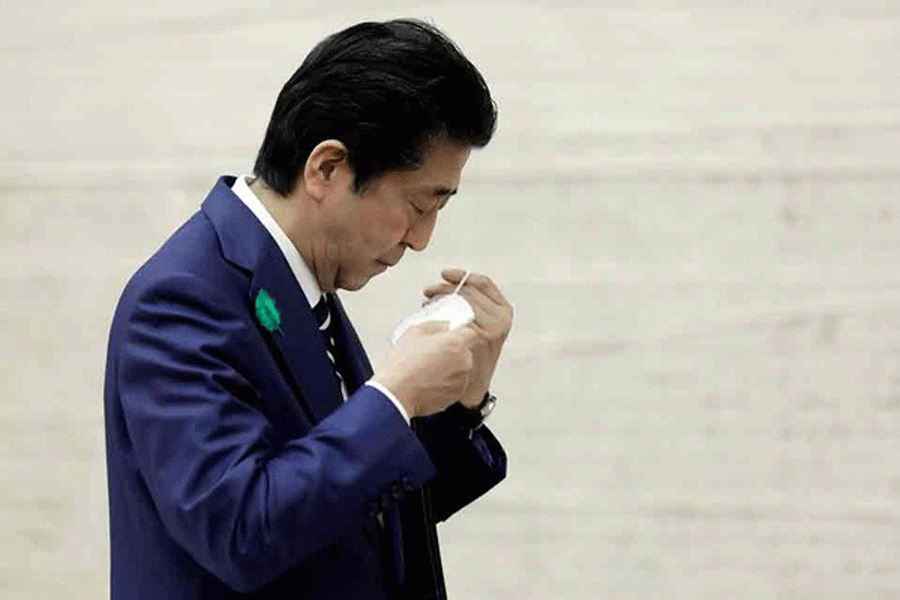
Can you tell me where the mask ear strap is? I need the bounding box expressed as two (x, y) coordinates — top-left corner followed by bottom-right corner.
(452, 269), (471, 295)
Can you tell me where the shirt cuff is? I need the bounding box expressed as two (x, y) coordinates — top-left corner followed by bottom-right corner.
(365, 380), (411, 426)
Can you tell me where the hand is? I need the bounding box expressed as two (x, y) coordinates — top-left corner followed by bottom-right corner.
(373, 320), (478, 418)
(423, 269), (513, 408)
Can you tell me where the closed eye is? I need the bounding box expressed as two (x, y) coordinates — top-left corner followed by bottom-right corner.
(410, 202), (425, 215)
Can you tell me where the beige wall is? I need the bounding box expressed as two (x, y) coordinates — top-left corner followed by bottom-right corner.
(3, 2), (899, 598)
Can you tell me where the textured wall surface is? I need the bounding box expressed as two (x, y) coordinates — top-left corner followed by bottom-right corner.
(2, 2), (899, 598)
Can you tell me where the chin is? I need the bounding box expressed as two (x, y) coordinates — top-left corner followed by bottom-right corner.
(336, 273), (371, 292)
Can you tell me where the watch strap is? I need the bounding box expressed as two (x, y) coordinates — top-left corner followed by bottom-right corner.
(445, 392), (496, 432)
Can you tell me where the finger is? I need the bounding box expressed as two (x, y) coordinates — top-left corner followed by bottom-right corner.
(439, 268), (469, 284)
(453, 286), (491, 314)
(424, 280), (491, 302)
(423, 284), (494, 320)
(422, 282), (455, 298)
(441, 269), (506, 305)
(411, 320), (450, 335)
(458, 285), (498, 317)
(422, 269), (469, 297)
(461, 298), (500, 338)
(463, 273), (505, 304)
(422, 286), (491, 311)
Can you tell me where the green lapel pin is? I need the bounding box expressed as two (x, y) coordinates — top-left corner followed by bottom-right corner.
(254, 289), (281, 332)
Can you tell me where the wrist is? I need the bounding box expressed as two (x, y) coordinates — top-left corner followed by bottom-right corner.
(460, 386), (488, 409)
(445, 392), (496, 433)
(365, 380), (412, 425)
(371, 372), (421, 418)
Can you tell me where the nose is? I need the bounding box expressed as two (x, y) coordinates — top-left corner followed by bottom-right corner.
(402, 211), (437, 252)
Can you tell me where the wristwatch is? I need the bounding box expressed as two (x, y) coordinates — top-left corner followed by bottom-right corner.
(447, 392), (497, 433)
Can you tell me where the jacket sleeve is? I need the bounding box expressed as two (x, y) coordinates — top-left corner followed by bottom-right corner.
(115, 272), (436, 592)
(414, 409), (507, 523)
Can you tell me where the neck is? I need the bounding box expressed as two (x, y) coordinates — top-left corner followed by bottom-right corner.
(248, 178), (332, 290)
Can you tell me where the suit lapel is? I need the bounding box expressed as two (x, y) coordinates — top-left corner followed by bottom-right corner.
(201, 177), (343, 425)
(203, 178), (409, 588)
(249, 266), (343, 424)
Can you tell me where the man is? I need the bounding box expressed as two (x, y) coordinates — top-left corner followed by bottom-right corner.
(104, 18), (512, 600)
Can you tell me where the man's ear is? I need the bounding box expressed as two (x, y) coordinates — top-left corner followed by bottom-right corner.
(303, 140), (352, 201)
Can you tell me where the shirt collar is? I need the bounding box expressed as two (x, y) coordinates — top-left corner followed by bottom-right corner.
(230, 174), (323, 308)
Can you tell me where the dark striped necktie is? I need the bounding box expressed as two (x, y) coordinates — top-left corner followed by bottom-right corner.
(315, 295), (444, 598)
(312, 293), (346, 398)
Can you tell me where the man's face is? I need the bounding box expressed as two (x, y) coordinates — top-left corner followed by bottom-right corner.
(320, 139), (471, 291)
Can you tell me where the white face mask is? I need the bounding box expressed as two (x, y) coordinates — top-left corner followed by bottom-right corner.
(390, 270), (475, 345)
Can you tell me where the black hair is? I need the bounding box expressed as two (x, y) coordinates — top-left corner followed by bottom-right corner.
(253, 19), (497, 195)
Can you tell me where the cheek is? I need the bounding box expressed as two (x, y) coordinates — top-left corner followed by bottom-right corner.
(389, 211), (410, 238)
(369, 208), (408, 247)
(352, 194), (410, 254)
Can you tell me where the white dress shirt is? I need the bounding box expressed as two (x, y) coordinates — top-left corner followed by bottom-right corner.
(231, 174), (410, 425)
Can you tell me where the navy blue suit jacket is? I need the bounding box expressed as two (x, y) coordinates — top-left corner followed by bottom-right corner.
(104, 177), (506, 599)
